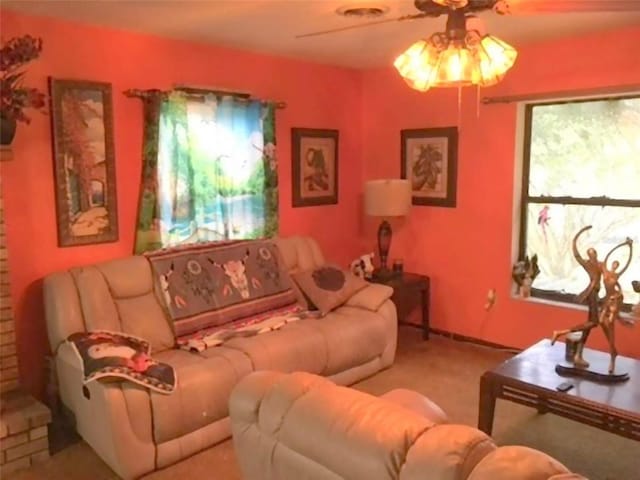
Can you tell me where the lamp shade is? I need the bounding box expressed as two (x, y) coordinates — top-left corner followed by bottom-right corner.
(364, 179), (411, 217)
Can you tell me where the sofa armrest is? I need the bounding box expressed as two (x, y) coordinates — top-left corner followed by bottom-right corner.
(344, 284), (393, 312)
(228, 370), (285, 429)
(380, 389), (448, 425)
(56, 343), (156, 479)
(467, 446), (580, 480)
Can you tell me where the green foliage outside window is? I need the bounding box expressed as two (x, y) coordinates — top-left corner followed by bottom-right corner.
(521, 96), (640, 306)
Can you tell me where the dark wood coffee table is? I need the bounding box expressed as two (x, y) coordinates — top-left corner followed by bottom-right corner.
(478, 339), (640, 441)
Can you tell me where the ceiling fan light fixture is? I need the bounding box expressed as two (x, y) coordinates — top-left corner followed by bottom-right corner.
(394, 19), (517, 93)
(435, 44), (477, 86)
(393, 39), (441, 92)
(479, 34), (518, 76)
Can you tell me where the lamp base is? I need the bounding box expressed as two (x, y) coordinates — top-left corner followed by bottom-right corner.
(377, 219), (392, 272)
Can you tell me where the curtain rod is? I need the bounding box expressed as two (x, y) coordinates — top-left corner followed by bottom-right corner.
(482, 84), (640, 105)
(122, 88), (286, 109)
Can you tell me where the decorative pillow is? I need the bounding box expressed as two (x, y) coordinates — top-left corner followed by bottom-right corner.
(67, 331), (176, 394)
(292, 265), (369, 316)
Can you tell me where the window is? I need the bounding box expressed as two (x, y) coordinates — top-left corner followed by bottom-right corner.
(519, 95), (640, 307)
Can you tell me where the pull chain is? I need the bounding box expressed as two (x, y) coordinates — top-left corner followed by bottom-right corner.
(457, 86), (462, 126)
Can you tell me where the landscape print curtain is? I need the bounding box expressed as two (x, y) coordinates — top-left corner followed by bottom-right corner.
(134, 92), (278, 254)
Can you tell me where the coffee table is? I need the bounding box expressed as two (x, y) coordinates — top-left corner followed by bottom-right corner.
(478, 339), (640, 441)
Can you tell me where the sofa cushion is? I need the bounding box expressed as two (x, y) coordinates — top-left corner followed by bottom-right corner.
(263, 372), (435, 480)
(150, 347), (252, 443)
(70, 257), (175, 353)
(304, 306), (389, 375)
(146, 240), (299, 336)
(274, 236), (325, 274)
(224, 322), (328, 375)
(293, 265), (368, 316)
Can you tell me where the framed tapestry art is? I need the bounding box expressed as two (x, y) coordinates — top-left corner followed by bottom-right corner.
(401, 127), (458, 207)
(291, 128), (338, 207)
(49, 78), (118, 246)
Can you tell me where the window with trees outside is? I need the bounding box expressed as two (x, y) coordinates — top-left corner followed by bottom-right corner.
(519, 95), (640, 309)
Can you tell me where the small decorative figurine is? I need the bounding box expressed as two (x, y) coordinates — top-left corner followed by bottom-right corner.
(551, 226), (634, 382)
(512, 254), (540, 297)
(349, 252), (375, 280)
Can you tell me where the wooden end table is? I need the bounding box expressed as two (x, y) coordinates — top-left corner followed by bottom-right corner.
(370, 272), (430, 340)
(478, 339), (640, 441)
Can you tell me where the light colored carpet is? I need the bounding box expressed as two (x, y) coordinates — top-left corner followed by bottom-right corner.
(5, 328), (638, 480)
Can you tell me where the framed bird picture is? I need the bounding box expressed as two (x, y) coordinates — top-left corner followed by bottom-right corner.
(291, 127), (339, 207)
(401, 127), (458, 207)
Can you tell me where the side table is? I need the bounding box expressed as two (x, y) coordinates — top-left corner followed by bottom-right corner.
(370, 272), (430, 340)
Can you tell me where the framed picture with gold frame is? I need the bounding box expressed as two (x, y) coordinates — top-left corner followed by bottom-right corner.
(401, 127), (458, 208)
(49, 78), (119, 246)
(291, 128), (338, 207)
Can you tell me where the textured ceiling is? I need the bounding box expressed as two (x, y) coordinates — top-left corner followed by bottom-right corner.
(3, 0), (640, 68)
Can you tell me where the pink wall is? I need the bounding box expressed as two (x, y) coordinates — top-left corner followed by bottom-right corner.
(2, 9), (639, 399)
(361, 26), (640, 357)
(0, 10), (364, 398)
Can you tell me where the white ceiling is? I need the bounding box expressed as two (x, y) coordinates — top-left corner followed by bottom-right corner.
(3, 0), (640, 68)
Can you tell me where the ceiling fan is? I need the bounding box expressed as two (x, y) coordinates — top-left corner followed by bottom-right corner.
(296, 1), (640, 92)
(296, 1), (640, 39)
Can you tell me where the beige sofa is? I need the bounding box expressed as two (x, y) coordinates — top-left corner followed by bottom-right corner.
(230, 371), (586, 480)
(43, 236), (397, 479)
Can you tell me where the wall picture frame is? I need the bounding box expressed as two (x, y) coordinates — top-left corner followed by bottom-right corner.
(401, 127), (458, 208)
(49, 78), (119, 246)
(291, 127), (339, 207)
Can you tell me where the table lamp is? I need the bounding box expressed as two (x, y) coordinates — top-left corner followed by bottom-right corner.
(364, 179), (411, 279)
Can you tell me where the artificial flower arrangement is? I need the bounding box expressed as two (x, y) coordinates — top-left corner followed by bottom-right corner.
(0, 35), (46, 135)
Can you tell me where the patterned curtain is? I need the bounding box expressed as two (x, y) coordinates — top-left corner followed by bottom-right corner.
(134, 92), (278, 254)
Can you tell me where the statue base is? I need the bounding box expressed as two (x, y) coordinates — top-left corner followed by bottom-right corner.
(555, 364), (629, 384)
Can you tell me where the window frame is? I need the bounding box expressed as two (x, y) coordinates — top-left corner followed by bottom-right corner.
(518, 94), (640, 308)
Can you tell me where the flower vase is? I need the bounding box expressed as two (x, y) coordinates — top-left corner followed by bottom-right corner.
(0, 114), (17, 146)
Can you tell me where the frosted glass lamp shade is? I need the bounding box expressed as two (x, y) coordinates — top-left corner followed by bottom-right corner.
(365, 179), (411, 217)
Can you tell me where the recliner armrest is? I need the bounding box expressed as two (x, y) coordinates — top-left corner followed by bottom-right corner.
(344, 283), (393, 312)
(228, 371), (285, 428)
(56, 342), (156, 479)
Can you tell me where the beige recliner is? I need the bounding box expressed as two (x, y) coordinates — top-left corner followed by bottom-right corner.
(43, 236), (397, 479)
(230, 371), (587, 480)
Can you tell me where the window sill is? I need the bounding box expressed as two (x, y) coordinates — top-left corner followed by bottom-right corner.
(511, 293), (637, 321)
(511, 294), (586, 311)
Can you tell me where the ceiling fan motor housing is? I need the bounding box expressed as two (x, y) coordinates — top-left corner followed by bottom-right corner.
(445, 10), (468, 41)
(414, 0), (499, 14)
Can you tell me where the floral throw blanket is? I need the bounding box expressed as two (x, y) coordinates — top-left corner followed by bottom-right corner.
(67, 331), (176, 394)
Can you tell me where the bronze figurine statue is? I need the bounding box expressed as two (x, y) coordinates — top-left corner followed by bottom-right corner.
(551, 226), (634, 376)
(632, 280), (640, 318)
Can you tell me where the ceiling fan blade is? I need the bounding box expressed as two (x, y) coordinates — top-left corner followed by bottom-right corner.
(497, 0), (640, 14)
(296, 13), (433, 39)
